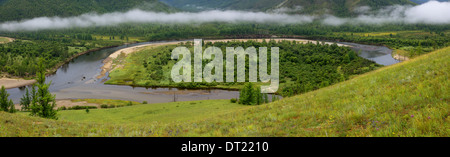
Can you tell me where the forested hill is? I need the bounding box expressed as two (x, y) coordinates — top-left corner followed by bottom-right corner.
(0, 0), (176, 22)
(161, 0), (415, 16)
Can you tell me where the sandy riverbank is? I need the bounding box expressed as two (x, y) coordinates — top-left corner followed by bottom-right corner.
(393, 54), (410, 61)
(97, 41), (183, 79)
(0, 36), (15, 44)
(98, 38), (349, 79)
(0, 78), (36, 89)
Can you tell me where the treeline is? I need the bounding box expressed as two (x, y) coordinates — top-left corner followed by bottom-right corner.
(0, 0), (175, 22)
(4, 23), (448, 42)
(0, 37), (123, 77)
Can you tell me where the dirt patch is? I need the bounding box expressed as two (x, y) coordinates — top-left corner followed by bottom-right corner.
(393, 54), (410, 61)
(0, 78), (36, 89)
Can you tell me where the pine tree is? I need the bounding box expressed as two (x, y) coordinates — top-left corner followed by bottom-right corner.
(8, 100), (16, 113)
(255, 87), (263, 105)
(239, 83), (256, 105)
(30, 59), (58, 119)
(0, 86), (15, 113)
(264, 93), (269, 104)
(20, 87), (31, 111)
(0, 86), (9, 112)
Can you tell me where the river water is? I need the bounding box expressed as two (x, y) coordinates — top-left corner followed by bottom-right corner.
(7, 39), (400, 104)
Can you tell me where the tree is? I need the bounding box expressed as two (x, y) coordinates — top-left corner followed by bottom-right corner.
(8, 100), (16, 113)
(0, 86), (15, 113)
(20, 87), (31, 111)
(239, 83), (256, 105)
(255, 87), (263, 105)
(263, 93), (269, 104)
(30, 59), (58, 119)
(239, 83), (264, 105)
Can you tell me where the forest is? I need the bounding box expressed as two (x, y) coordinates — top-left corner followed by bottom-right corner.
(106, 39), (380, 97)
(0, 0), (175, 22)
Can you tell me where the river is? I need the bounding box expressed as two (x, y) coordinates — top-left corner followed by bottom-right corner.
(6, 39), (400, 104)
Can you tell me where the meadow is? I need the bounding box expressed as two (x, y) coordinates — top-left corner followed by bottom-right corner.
(1, 46), (448, 137)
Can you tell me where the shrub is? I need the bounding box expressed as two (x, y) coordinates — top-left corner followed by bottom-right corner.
(100, 104), (108, 108)
(59, 106), (67, 110)
(68, 105), (97, 110)
(142, 101), (148, 104)
(230, 98), (237, 103)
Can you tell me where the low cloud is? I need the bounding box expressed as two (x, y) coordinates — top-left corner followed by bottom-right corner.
(324, 1), (450, 25)
(0, 1), (449, 32)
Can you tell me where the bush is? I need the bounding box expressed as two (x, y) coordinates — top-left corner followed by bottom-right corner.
(127, 101), (133, 106)
(230, 98), (237, 103)
(68, 105), (97, 110)
(142, 101), (148, 104)
(108, 104), (116, 108)
(100, 104), (108, 108)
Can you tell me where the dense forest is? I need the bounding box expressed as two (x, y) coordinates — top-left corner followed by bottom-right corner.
(106, 40), (380, 97)
(0, 0), (175, 22)
(0, 37), (123, 77)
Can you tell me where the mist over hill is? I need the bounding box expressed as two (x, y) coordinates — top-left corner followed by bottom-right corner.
(161, 0), (416, 16)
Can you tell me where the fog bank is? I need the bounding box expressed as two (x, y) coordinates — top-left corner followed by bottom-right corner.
(0, 1), (449, 32)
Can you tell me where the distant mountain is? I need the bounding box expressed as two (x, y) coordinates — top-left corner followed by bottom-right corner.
(410, 0), (448, 4)
(0, 0), (176, 22)
(161, 0), (416, 16)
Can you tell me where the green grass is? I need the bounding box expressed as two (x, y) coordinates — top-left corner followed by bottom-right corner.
(57, 100), (249, 124)
(1, 46), (448, 136)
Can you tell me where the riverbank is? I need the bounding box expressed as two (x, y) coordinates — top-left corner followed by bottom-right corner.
(392, 49), (410, 61)
(0, 78), (36, 89)
(98, 41), (183, 79)
(0, 36), (14, 44)
(49, 44), (124, 76)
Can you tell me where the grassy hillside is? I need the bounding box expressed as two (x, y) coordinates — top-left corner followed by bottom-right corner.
(0, 0), (176, 22)
(0, 46), (448, 137)
(161, 0), (415, 16)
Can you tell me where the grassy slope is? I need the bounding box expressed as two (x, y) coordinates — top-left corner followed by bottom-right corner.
(1, 46), (448, 137)
(57, 100), (250, 124)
